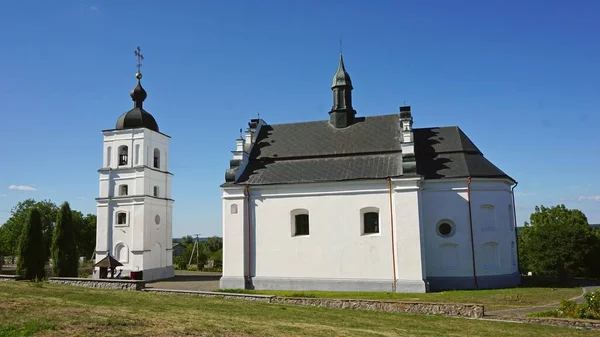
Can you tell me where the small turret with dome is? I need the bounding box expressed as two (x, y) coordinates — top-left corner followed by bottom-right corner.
(115, 47), (159, 132)
(329, 42), (356, 129)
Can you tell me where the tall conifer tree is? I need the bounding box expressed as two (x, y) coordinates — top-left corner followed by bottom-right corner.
(51, 202), (78, 277)
(16, 208), (46, 280)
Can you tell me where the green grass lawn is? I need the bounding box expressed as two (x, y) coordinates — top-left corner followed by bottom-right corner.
(0, 281), (596, 337)
(219, 287), (584, 311)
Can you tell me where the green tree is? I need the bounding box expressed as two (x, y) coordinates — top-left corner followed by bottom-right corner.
(203, 236), (223, 253)
(51, 202), (78, 277)
(518, 204), (593, 282)
(0, 199), (58, 258)
(72, 211), (97, 260)
(16, 208), (46, 280)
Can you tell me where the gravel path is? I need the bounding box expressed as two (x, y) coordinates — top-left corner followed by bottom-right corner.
(144, 271), (221, 292)
(485, 286), (599, 318)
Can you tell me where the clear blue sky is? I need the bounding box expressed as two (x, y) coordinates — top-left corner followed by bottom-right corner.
(1, 0), (599, 237)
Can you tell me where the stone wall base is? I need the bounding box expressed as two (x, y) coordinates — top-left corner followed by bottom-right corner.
(48, 277), (145, 291)
(225, 276), (429, 293)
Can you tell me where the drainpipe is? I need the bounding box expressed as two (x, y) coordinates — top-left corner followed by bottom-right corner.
(511, 182), (519, 273)
(467, 177), (478, 289)
(387, 178), (397, 292)
(244, 185), (252, 286)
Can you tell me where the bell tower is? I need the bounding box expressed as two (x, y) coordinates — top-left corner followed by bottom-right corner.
(94, 47), (174, 281)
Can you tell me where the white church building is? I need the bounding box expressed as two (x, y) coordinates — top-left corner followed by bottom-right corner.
(220, 54), (520, 292)
(93, 68), (174, 282)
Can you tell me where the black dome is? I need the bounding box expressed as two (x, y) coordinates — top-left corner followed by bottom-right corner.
(115, 107), (159, 132)
(115, 74), (159, 132)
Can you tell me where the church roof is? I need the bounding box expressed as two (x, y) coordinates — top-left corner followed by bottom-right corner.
(229, 114), (513, 186)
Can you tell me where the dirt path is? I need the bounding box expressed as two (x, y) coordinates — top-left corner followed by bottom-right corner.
(485, 286), (599, 318)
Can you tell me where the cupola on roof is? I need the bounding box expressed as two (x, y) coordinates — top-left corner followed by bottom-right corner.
(115, 47), (159, 132)
(331, 54), (353, 89)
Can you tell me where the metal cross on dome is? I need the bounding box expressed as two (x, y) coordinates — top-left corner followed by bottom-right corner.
(134, 46), (144, 73)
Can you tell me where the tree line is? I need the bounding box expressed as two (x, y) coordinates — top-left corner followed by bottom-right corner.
(0, 199), (96, 279)
(518, 204), (600, 282)
(173, 235), (223, 271)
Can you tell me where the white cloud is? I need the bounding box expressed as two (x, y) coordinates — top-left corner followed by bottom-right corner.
(8, 185), (37, 191)
(576, 196), (600, 202)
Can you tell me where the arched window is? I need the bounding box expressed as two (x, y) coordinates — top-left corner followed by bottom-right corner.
(480, 204), (496, 231)
(291, 209), (309, 236)
(116, 212), (127, 225)
(230, 204), (238, 214)
(440, 243), (459, 269)
(360, 207), (380, 235)
(119, 184), (128, 196)
(482, 242), (499, 269)
(153, 148), (160, 169)
(115, 243), (129, 263)
(118, 146), (128, 166)
(153, 186), (159, 197)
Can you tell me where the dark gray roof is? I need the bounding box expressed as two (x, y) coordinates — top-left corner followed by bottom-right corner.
(230, 114), (513, 186)
(116, 107), (159, 132)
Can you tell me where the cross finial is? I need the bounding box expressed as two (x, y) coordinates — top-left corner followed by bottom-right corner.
(134, 46), (144, 74)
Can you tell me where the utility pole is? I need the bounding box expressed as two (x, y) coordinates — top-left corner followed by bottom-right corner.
(187, 233), (202, 268)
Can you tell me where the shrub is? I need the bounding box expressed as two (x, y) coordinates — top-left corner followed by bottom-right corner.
(16, 208), (46, 280)
(531, 289), (600, 320)
(51, 202), (78, 277)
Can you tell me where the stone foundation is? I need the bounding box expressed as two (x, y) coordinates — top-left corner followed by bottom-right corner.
(48, 277), (145, 291)
(144, 288), (483, 318)
(0, 274), (21, 281)
(271, 297), (484, 318)
(144, 288), (275, 303)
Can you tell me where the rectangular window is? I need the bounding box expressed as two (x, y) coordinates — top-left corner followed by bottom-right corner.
(117, 213), (127, 225)
(153, 186), (159, 197)
(295, 214), (309, 236)
(363, 212), (379, 234)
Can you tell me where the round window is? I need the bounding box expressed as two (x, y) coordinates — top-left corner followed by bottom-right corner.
(437, 221), (454, 237)
(155, 215), (160, 225)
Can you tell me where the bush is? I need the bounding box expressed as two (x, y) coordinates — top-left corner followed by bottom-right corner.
(530, 289), (600, 320)
(51, 202), (78, 277)
(186, 264), (199, 271)
(16, 208), (46, 280)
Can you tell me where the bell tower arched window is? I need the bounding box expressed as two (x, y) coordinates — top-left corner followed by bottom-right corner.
(153, 148), (160, 169)
(118, 146), (128, 166)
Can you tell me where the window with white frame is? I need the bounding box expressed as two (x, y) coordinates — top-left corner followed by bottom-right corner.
(153, 148), (160, 169)
(118, 145), (128, 166)
(360, 207), (380, 234)
(153, 185), (159, 197)
(119, 184), (128, 196)
(291, 209), (309, 236)
(116, 212), (127, 226)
